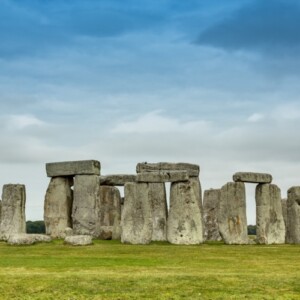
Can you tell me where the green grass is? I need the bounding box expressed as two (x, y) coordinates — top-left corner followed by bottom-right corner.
(0, 240), (299, 299)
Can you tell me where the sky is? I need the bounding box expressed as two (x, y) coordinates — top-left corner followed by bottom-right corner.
(1, 0), (300, 224)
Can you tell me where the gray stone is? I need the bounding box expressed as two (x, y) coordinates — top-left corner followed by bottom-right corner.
(136, 171), (189, 183)
(121, 183), (153, 244)
(72, 175), (101, 237)
(7, 234), (52, 245)
(0, 184), (26, 241)
(281, 198), (288, 242)
(44, 177), (73, 238)
(233, 172), (272, 184)
(149, 183), (168, 241)
(255, 184), (285, 244)
(203, 189), (222, 241)
(99, 186), (121, 240)
(218, 182), (248, 244)
(100, 175), (136, 186)
(64, 235), (93, 246)
(46, 160), (100, 177)
(64, 227), (73, 237)
(136, 162), (200, 177)
(167, 179), (204, 245)
(286, 186), (300, 244)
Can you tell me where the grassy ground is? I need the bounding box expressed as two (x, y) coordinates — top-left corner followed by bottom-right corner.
(0, 240), (299, 300)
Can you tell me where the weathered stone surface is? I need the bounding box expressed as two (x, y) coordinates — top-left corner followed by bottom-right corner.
(281, 198), (288, 242)
(203, 189), (222, 241)
(121, 183), (152, 244)
(44, 177), (73, 238)
(218, 182), (248, 244)
(286, 186), (300, 244)
(136, 171), (189, 183)
(7, 234), (52, 245)
(100, 175), (136, 186)
(64, 235), (93, 246)
(72, 175), (101, 237)
(46, 160), (100, 177)
(233, 172), (272, 184)
(167, 179), (204, 245)
(0, 184), (26, 241)
(99, 186), (121, 240)
(64, 227), (73, 237)
(255, 184), (285, 244)
(136, 162), (200, 177)
(149, 183), (168, 241)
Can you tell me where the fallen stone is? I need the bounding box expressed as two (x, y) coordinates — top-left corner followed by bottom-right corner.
(7, 234), (52, 245)
(72, 175), (101, 237)
(136, 162), (200, 177)
(203, 189), (222, 241)
(167, 179), (204, 245)
(136, 171), (189, 183)
(121, 183), (152, 244)
(46, 160), (100, 177)
(218, 182), (248, 244)
(281, 198), (288, 243)
(286, 186), (300, 244)
(44, 177), (73, 238)
(0, 184), (26, 241)
(233, 172), (272, 184)
(64, 235), (93, 246)
(255, 184), (285, 244)
(100, 175), (136, 186)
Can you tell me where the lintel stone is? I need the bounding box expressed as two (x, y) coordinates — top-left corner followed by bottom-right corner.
(233, 172), (272, 184)
(136, 171), (189, 183)
(100, 175), (136, 186)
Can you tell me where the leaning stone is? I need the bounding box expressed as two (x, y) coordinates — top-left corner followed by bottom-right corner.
(7, 234), (51, 245)
(72, 175), (101, 237)
(218, 182), (248, 244)
(255, 184), (285, 244)
(136, 162), (200, 177)
(233, 172), (272, 184)
(64, 235), (93, 246)
(44, 177), (73, 238)
(46, 160), (100, 177)
(281, 198), (288, 243)
(98, 186), (121, 240)
(0, 184), (26, 241)
(167, 180), (204, 245)
(100, 175), (136, 186)
(121, 183), (152, 244)
(286, 186), (300, 244)
(137, 171), (189, 183)
(203, 189), (222, 241)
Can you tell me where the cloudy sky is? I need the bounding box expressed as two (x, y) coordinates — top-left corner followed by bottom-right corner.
(1, 0), (300, 223)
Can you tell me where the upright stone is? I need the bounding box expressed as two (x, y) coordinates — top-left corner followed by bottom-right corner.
(233, 172), (272, 184)
(255, 184), (285, 244)
(121, 183), (152, 244)
(149, 183), (168, 241)
(0, 184), (26, 240)
(281, 198), (288, 242)
(167, 179), (203, 245)
(99, 186), (121, 240)
(287, 187), (300, 244)
(203, 189), (222, 241)
(218, 182), (248, 244)
(72, 175), (100, 237)
(44, 177), (73, 238)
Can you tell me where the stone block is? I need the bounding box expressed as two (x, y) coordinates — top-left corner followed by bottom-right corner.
(64, 235), (93, 246)
(7, 234), (51, 245)
(286, 186), (300, 244)
(100, 175), (136, 186)
(46, 160), (100, 177)
(233, 172), (272, 184)
(136, 171), (189, 183)
(255, 184), (285, 244)
(281, 198), (288, 242)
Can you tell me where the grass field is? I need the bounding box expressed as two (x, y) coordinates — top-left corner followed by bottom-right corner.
(0, 240), (299, 300)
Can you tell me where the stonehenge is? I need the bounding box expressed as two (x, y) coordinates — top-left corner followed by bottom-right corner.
(286, 187), (300, 244)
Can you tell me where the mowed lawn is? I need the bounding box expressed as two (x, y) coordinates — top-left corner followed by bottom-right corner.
(0, 240), (299, 300)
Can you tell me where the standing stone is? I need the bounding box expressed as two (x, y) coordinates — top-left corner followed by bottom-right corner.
(149, 183), (168, 241)
(99, 186), (121, 240)
(203, 189), (222, 241)
(167, 179), (203, 245)
(121, 183), (152, 244)
(281, 198), (288, 242)
(72, 175), (100, 237)
(218, 182), (248, 244)
(0, 184), (26, 240)
(44, 177), (73, 238)
(255, 184), (285, 244)
(287, 187), (300, 244)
